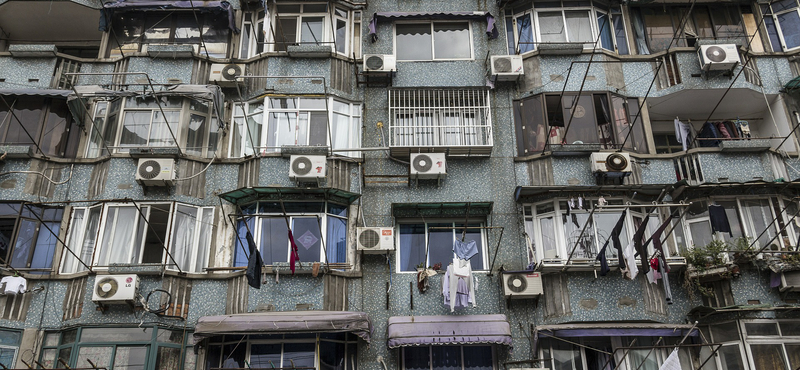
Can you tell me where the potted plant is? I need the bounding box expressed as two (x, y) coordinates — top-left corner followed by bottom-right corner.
(683, 240), (738, 282)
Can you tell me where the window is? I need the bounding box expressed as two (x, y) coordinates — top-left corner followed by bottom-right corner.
(395, 22), (472, 61)
(107, 12), (230, 57)
(741, 320), (800, 369)
(698, 322), (747, 370)
(61, 203), (214, 273)
(230, 97), (362, 158)
(206, 333), (357, 370)
(388, 89), (492, 151)
(765, 0), (800, 51)
(0, 330), (21, 368)
(87, 96), (220, 158)
(39, 327), (195, 369)
(631, 5), (745, 54)
(0, 204), (63, 273)
(0, 95), (80, 158)
(401, 345), (492, 370)
(505, 0), (627, 54)
(538, 336), (696, 370)
(397, 221), (487, 272)
(680, 198), (791, 251)
(513, 93), (647, 155)
(233, 202), (349, 267)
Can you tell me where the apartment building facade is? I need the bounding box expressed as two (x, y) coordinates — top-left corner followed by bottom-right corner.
(1, 0), (800, 368)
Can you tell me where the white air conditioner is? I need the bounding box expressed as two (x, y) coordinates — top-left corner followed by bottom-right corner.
(780, 271), (800, 292)
(363, 54), (396, 72)
(356, 227), (395, 253)
(509, 368), (549, 370)
(92, 274), (140, 304)
(491, 55), (524, 81)
(289, 155), (326, 181)
(410, 153), (446, 180)
(209, 63), (246, 86)
(590, 152), (632, 173)
(502, 271), (543, 299)
(135, 158), (176, 186)
(698, 44), (740, 71)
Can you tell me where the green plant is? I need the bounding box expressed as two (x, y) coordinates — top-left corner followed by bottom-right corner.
(682, 240), (728, 269)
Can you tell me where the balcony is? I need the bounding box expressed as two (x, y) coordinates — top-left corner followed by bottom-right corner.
(388, 88), (493, 157)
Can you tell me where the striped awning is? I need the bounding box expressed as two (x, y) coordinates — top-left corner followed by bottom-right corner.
(387, 315), (512, 348)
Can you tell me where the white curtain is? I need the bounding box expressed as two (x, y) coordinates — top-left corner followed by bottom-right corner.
(170, 205), (197, 272)
(98, 207), (138, 266)
(195, 208), (213, 272)
(63, 209), (85, 273)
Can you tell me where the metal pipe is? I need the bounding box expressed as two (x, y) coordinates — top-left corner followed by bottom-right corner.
(596, 203), (692, 209)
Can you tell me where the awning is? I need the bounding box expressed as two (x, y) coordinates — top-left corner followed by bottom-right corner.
(785, 75), (800, 93)
(193, 311), (373, 344)
(0, 89), (71, 98)
(387, 315), (512, 348)
(515, 184), (671, 202)
(534, 322), (699, 338)
(68, 84), (225, 127)
(368, 12), (498, 42)
(391, 202), (493, 218)
(218, 187), (362, 205)
(99, 0), (238, 32)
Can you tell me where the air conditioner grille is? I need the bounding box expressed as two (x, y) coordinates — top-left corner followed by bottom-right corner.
(292, 156), (313, 175)
(493, 57), (512, 73)
(506, 274), (528, 293)
(222, 64), (242, 80)
(138, 160), (162, 179)
(605, 153), (629, 171)
(412, 154), (433, 172)
(366, 55), (384, 70)
(95, 277), (119, 299)
(705, 46), (727, 63)
(359, 229), (381, 249)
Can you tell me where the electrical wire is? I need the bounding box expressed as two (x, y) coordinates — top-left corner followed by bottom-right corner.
(0, 164), (74, 185)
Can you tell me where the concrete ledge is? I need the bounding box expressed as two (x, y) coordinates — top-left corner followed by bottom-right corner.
(8, 44), (57, 57)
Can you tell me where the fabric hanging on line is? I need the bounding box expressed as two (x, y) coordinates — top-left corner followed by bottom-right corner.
(736, 119), (751, 137)
(623, 240), (639, 280)
(596, 210), (627, 276)
(633, 216), (651, 276)
(442, 258), (476, 312)
(453, 240), (479, 261)
(698, 121), (722, 147)
(288, 229), (300, 274)
(659, 349), (681, 370)
(0, 275), (26, 295)
(649, 215), (674, 272)
(660, 256), (673, 304)
(245, 231), (263, 289)
(708, 205), (733, 237)
(674, 118), (692, 151)
(714, 121), (732, 138)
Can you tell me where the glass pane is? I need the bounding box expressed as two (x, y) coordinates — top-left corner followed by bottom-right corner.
(0, 348), (15, 368)
(506, 17), (516, 54)
(463, 346), (492, 370)
(301, 17), (324, 45)
(284, 343), (315, 368)
(320, 341), (345, 370)
(40, 348), (57, 368)
(261, 218), (289, 265)
(80, 328), (153, 342)
(786, 344), (800, 370)
(517, 14), (535, 53)
(749, 344), (787, 370)
(743, 200), (778, 249)
(396, 24), (432, 60)
(76, 346), (113, 369)
(276, 17), (298, 51)
(155, 347), (182, 369)
(710, 321), (739, 341)
(428, 223), (454, 269)
(149, 111), (180, 147)
(222, 343), (246, 368)
(269, 112), (297, 148)
(432, 346), (461, 370)
(10, 219), (36, 268)
(40, 99), (73, 157)
(745, 322), (779, 336)
(561, 95), (596, 144)
(327, 216), (347, 264)
(143, 14), (170, 43)
(780, 322), (800, 336)
(689, 221), (714, 247)
(250, 344), (281, 368)
(400, 224), (426, 271)
(404, 347), (430, 370)
(331, 112), (350, 151)
(613, 11), (629, 54)
(540, 215), (558, 259)
(719, 345), (746, 370)
(565, 11), (593, 43)
(115, 346), (147, 370)
(538, 12), (567, 43)
(336, 19), (347, 53)
(186, 114), (207, 156)
(5, 97), (41, 146)
(641, 8), (675, 52)
(120, 111), (151, 147)
(309, 111), (327, 146)
(433, 23), (470, 59)
(195, 208), (213, 272)
(292, 217), (322, 262)
(170, 205), (198, 272)
(234, 218), (254, 267)
(156, 329), (185, 344)
(597, 12), (613, 50)
(30, 221), (59, 271)
(44, 333), (59, 347)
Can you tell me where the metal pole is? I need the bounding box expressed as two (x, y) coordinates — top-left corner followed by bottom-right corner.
(562, 206), (598, 270)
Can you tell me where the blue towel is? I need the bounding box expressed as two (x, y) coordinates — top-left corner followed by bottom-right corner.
(453, 240), (479, 260)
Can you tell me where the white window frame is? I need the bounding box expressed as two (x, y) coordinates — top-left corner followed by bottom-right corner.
(400, 345), (495, 370)
(740, 319), (800, 370)
(61, 203), (214, 274)
(393, 21), (475, 61)
(240, 10), (267, 58)
(229, 97), (362, 158)
(394, 220), (490, 273)
(534, 7), (598, 46)
(768, 1), (800, 51)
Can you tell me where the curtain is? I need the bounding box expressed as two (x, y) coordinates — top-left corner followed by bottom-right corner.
(517, 14), (535, 53)
(195, 208), (213, 272)
(327, 217), (347, 264)
(631, 10), (651, 55)
(170, 205), (197, 272)
(597, 12), (614, 51)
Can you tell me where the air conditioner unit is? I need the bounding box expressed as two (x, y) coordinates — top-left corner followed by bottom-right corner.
(92, 274), (140, 304)
(490, 55), (524, 81)
(509, 368), (549, 370)
(135, 158), (176, 186)
(590, 152), (632, 173)
(502, 271), (543, 299)
(289, 155), (326, 181)
(209, 63), (246, 86)
(363, 54), (396, 72)
(698, 44), (740, 71)
(356, 227), (395, 253)
(410, 153), (446, 180)
(779, 271), (800, 292)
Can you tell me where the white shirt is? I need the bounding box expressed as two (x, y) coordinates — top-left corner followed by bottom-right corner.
(1, 276), (26, 295)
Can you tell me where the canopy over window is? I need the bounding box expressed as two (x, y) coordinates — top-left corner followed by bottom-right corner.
(99, 0), (238, 32)
(534, 322), (699, 338)
(193, 311), (373, 344)
(387, 315), (512, 349)
(0, 89), (71, 98)
(391, 202), (493, 218)
(368, 12), (498, 42)
(219, 187), (362, 205)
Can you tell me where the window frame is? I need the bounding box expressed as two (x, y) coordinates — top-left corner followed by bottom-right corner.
(400, 344), (495, 370)
(0, 203), (63, 273)
(768, 0), (800, 51)
(205, 333), (358, 370)
(0, 96), (80, 158)
(229, 96), (362, 158)
(60, 202), (215, 274)
(740, 319), (800, 370)
(106, 11), (231, 58)
(395, 220), (489, 273)
(393, 20), (475, 61)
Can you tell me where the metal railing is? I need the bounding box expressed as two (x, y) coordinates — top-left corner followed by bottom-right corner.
(674, 152), (704, 184)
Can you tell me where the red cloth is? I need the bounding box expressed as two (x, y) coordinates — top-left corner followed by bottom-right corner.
(288, 229), (300, 274)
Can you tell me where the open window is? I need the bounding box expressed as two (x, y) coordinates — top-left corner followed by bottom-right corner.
(0, 1), (102, 58)
(0, 92), (80, 158)
(0, 204), (63, 273)
(631, 5), (746, 54)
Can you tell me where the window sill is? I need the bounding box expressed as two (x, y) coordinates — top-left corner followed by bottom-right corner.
(535, 257), (686, 272)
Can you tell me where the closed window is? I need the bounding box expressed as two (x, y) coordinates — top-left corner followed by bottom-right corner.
(631, 5), (745, 54)
(395, 22), (472, 61)
(680, 198), (791, 251)
(0, 330), (21, 368)
(107, 12), (230, 57)
(0, 95), (80, 158)
(0, 204), (63, 273)
(230, 97), (361, 158)
(233, 202), (349, 267)
(397, 221), (487, 272)
(61, 203), (214, 273)
(401, 345), (493, 370)
(765, 0), (800, 51)
(205, 333), (357, 370)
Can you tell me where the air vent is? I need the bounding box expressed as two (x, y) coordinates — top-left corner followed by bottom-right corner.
(209, 63), (246, 86)
(698, 44), (740, 71)
(138, 160), (161, 179)
(91, 274), (140, 304)
(590, 152), (632, 173)
(494, 58), (512, 72)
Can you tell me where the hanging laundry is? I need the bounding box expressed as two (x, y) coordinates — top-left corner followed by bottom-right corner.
(623, 240), (639, 280)
(647, 258), (661, 284)
(698, 121), (722, 147)
(735, 119), (751, 138)
(634, 216), (651, 275)
(714, 121), (732, 138)
(0, 275), (26, 295)
(596, 210), (627, 276)
(660, 256), (673, 304)
(288, 229), (300, 274)
(708, 205), (733, 237)
(674, 118), (692, 151)
(578, 196), (585, 210)
(453, 240), (479, 260)
(722, 121), (739, 138)
(245, 231), (263, 289)
(659, 349), (681, 370)
(649, 215), (674, 272)
(442, 258), (476, 312)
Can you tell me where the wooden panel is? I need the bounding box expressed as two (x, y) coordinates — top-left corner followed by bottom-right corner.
(226, 275), (249, 314)
(330, 59), (353, 94)
(24, 159), (62, 198)
(246, 59), (269, 93)
(238, 158), (260, 188)
(62, 277), (87, 321)
(326, 159), (352, 192)
(192, 60), (212, 85)
(527, 158), (554, 186)
(542, 274), (571, 319)
(88, 160), (110, 199)
(0, 291), (33, 321)
(323, 274), (348, 311)
(162, 276), (193, 319)
(640, 275), (667, 316)
(175, 159), (207, 198)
